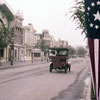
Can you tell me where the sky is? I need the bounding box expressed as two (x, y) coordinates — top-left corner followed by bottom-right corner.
(5, 0), (86, 47)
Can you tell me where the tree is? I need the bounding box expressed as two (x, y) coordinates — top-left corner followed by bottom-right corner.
(0, 26), (13, 48)
(68, 46), (76, 57)
(0, 18), (13, 48)
(0, 22), (13, 64)
(35, 39), (50, 51)
(76, 46), (87, 57)
(70, 0), (87, 36)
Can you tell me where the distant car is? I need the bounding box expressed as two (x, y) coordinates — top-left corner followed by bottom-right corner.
(49, 48), (71, 73)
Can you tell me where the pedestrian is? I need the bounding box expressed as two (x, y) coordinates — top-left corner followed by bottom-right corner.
(23, 55), (26, 63)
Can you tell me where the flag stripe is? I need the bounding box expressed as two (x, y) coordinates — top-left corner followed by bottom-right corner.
(98, 40), (100, 99)
(88, 38), (96, 96)
(88, 38), (100, 100)
(94, 39), (99, 100)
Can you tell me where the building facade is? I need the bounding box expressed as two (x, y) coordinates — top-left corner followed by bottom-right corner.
(56, 39), (68, 48)
(10, 11), (24, 61)
(0, 0), (14, 62)
(23, 23), (36, 60)
(35, 29), (56, 48)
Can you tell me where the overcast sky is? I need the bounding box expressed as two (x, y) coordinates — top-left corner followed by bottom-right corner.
(5, 0), (86, 47)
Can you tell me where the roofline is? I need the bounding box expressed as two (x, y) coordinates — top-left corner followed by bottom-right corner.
(0, 2), (14, 21)
(49, 48), (69, 51)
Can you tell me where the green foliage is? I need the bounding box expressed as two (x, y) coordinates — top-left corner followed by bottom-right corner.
(68, 46), (87, 57)
(35, 39), (50, 51)
(0, 25), (13, 48)
(70, 0), (87, 36)
(76, 46), (87, 57)
(68, 46), (76, 56)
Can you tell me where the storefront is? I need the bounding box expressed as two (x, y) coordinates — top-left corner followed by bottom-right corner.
(33, 49), (42, 60)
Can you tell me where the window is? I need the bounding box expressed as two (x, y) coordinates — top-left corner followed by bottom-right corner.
(34, 53), (41, 57)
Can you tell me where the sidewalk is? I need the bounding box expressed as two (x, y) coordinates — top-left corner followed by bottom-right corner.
(0, 59), (47, 70)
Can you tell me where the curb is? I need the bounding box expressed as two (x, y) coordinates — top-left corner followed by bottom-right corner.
(85, 77), (91, 100)
(0, 61), (48, 70)
(85, 85), (90, 100)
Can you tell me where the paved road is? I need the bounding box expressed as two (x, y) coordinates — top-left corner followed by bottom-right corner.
(51, 59), (90, 100)
(0, 57), (90, 100)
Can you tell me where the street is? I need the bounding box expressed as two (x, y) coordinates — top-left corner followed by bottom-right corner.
(0, 57), (90, 100)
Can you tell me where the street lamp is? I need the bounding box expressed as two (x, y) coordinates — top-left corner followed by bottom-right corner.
(45, 48), (49, 62)
(10, 37), (14, 66)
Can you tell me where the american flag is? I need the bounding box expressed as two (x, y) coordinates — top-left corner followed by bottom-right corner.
(84, 0), (100, 100)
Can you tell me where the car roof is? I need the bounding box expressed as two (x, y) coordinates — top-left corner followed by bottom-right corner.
(49, 47), (69, 51)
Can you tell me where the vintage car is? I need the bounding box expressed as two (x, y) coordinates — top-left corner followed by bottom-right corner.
(49, 48), (71, 73)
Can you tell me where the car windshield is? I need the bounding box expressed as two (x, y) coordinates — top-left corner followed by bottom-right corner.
(57, 51), (67, 56)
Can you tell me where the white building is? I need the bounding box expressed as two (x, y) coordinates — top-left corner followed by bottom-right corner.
(35, 30), (57, 48)
(23, 23), (36, 60)
(56, 39), (68, 48)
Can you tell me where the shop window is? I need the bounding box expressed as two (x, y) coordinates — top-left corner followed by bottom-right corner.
(34, 53), (40, 57)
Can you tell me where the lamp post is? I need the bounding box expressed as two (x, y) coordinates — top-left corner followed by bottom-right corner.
(31, 52), (33, 63)
(45, 48), (49, 62)
(10, 37), (14, 66)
